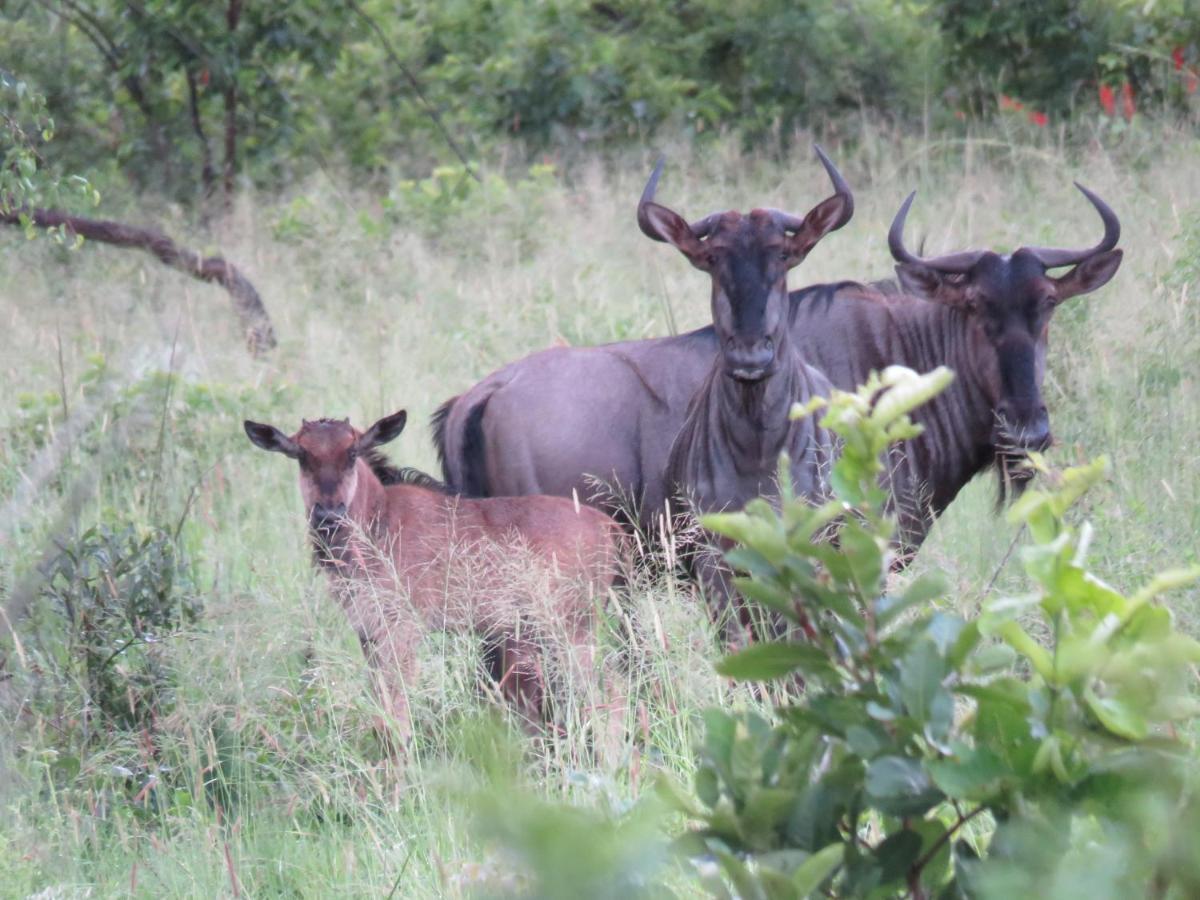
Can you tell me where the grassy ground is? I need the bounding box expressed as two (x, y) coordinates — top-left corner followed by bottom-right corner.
(1, 119), (1198, 897)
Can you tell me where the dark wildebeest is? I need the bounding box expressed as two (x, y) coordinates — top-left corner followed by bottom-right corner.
(434, 181), (1121, 554)
(794, 186), (1122, 552)
(244, 410), (620, 741)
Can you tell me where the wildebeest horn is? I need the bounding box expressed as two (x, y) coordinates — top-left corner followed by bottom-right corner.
(763, 144), (855, 234)
(1021, 183), (1121, 269)
(636, 155), (725, 241)
(889, 191), (987, 273)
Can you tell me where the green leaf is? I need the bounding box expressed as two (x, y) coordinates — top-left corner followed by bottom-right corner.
(702, 708), (736, 771)
(965, 642), (1016, 675)
(742, 787), (800, 845)
(874, 828), (923, 887)
(1084, 690), (1149, 740)
(717, 642), (835, 682)
(928, 746), (1009, 801)
(870, 366), (955, 426)
(987, 619), (1052, 681)
(846, 724), (891, 759)
(865, 756), (944, 817)
(947, 620), (983, 670)
(900, 638), (947, 725)
(714, 848), (768, 900)
(731, 576), (796, 617)
(878, 572), (947, 628)
(724, 547), (779, 580)
(792, 843), (843, 897)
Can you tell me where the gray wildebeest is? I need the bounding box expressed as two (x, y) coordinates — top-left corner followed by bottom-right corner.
(244, 410), (620, 742)
(433, 180), (1121, 557)
(434, 147), (852, 534)
(639, 149), (852, 612)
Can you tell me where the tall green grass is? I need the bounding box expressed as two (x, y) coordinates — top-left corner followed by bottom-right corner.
(1, 120), (1197, 896)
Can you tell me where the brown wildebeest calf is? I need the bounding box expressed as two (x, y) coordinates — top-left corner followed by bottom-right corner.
(244, 410), (620, 742)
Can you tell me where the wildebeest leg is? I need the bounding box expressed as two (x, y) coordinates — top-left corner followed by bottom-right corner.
(693, 548), (755, 649)
(491, 634), (545, 728)
(359, 625), (418, 749)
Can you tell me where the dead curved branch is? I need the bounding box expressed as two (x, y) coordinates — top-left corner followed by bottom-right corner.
(1, 206), (277, 355)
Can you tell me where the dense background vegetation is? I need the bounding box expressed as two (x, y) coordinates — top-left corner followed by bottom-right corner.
(2, 1), (1199, 896)
(5, 0), (1200, 206)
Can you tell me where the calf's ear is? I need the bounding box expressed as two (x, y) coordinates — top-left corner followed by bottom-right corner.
(359, 410), (407, 449)
(244, 420), (301, 458)
(1051, 249), (1122, 302)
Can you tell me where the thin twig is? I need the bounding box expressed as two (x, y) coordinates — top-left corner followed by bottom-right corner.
(346, 0), (482, 183)
(385, 844), (416, 900)
(982, 524), (1025, 597)
(909, 804), (987, 885)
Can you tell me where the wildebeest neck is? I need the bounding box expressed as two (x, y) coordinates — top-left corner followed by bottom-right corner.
(789, 288), (999, 543)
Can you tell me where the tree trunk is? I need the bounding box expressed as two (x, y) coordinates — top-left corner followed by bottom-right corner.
(185, 67), (217, 200)
(222, 0), (243, 210)
(1, 207), (277, 355)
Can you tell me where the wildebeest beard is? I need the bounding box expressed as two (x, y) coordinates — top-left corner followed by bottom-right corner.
(992, 444), (1037, 510)
(310, 518), (354, 569)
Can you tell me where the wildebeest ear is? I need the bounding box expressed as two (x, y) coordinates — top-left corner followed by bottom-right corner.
(640, 202), (706, 260)
(358, 410), (408, 449)
(1050, 249), (1122, 303)
(895, 264), (971, 308)
(786, 194), (852, 260)
(244, 420), (301, 458)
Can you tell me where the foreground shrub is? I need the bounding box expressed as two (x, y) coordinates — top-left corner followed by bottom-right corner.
(669, 367), (1200, 897)
(25, 523), (202, 736)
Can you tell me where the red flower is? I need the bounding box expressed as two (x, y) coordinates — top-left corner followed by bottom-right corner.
(1188, 71), (1199, 94)
(1029, 110), (1048, 127)
(1173, 47), (1186, 71)
(1120, 81), (1136, 120)
(1098, 83), (1116, 116)
(998, 93), (1025, 112)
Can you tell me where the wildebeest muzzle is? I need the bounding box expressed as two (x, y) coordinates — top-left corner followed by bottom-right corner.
(310, 502), (348, 533)
(724, 337), (776, 382)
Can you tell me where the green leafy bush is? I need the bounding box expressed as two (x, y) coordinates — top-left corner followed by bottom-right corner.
(668, 367), (1200, 897)
(26, 523), (202, 735)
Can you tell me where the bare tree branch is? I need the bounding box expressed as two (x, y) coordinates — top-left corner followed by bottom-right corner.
(1, 207), (277, 355)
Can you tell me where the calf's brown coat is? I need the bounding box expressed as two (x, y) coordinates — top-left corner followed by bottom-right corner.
(244, 410), (619, 741)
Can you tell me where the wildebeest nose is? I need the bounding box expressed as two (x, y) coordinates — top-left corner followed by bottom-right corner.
(998, 403), (1051, 450)
(725, 338), (775, 382)
(310, 502), (348, 528)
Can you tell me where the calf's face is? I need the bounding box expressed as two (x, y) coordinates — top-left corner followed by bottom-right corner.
(243, 411), (409, 533)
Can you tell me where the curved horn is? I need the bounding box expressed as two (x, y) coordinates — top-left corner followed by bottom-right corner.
(636, 155), (726, 241)
(762, 144), (855, 234)
(636, 156), (668, 242)
(815, 144), (854, 230)
(889, 191), (987, 273)
(1022, 183), (1121, 269)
